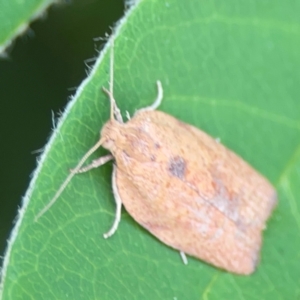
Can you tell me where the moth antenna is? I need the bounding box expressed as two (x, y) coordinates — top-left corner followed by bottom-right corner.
(109, 38), (114, 99)
(35, 138), (105, 221)
(102, 38), (123, 123)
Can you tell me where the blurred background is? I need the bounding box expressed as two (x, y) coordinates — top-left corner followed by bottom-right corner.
(0, 0), (124, 261)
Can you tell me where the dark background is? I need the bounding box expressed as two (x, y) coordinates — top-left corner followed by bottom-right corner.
(0, 0), (124, 261)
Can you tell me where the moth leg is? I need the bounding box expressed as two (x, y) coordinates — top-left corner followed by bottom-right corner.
(71, 154), (113, 174)
(135, 80), (163, 114)
(103, 164), (122, 239)
(180, 251), (188, 265)
(125, 111), (131, 120)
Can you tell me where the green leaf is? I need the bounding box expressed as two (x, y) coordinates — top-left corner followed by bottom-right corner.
(1, 0), (300, 299)
(0, 0), (55, 54)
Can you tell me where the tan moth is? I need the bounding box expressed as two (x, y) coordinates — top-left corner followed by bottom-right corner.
(36, 40), (277, 275)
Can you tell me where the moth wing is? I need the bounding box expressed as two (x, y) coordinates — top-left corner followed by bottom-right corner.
(137, 110), (276, 232)
(118, 110), (276, 274)
(114, 164), (259, 274)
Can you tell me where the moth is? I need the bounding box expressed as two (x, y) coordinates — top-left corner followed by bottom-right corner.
(36, 41), (277, 275)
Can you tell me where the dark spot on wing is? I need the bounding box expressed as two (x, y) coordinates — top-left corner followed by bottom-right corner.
(168, 156), (186, 179)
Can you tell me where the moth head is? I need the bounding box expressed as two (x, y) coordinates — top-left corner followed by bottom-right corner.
(100, 118), (122, 151)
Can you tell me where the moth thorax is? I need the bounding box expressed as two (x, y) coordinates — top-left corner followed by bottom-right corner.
(120, 128), (156, 163)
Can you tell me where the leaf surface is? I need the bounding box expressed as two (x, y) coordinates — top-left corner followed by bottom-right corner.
(0, 0), (55, 54)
